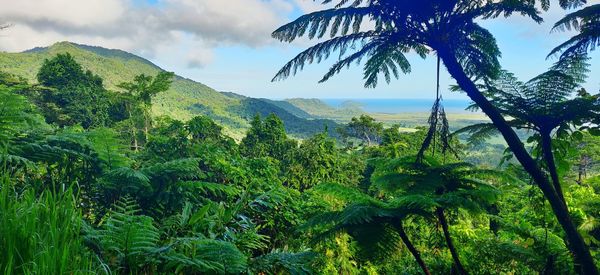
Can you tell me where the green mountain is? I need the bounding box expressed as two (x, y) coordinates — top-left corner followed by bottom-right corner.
(221, 93), (337, 136)
(285, 98), (364, 120)
(0, 41), (338, 138)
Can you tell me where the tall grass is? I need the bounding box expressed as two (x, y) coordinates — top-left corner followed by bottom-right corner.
(0, 161), (99, 274)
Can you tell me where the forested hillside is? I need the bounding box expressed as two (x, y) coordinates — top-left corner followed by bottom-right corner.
(0, 42), (339, 138)
(286, 98), (364, 120)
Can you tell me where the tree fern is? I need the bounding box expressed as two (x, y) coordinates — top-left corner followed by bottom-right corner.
(251, 251), (317, 275)
(162, 238), (247, 274)
(90, 196), (160, 273)
(550, 4), (600, 59)
(301, 194), (431, 273)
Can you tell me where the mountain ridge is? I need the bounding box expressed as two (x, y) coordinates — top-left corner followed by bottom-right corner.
(0, 41), (340, 138)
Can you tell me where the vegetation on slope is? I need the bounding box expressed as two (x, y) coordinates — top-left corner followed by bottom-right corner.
(286, 98), (364, 120)
(0, 42), (338, 139)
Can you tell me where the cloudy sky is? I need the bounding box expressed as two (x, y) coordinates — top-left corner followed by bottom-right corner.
(1, 0), (599, 99)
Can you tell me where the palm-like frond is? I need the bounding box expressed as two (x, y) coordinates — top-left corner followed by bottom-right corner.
(272, 31), (378, 82)
(180, 181), (240, 197)
(163, 239), (248, 274)
(89, 196), (160, 272)
(141, 158), (202, 182)
(309, 182), (380, 204)
(456, 55), (596, 147)
(272, 0), (544, 87)
(12, 143), (95, 168)
(550, 4), (600, 58)
(251, 251), (317, 275)
(0, 154), (37, 173)
(304, 202), (405, 260)
(373, 157), (500, 212)
(273, 7), (378, 42)
(452, 123), (499, 146)
(0, 87), (31, 144)
(101, 167), (152, 194)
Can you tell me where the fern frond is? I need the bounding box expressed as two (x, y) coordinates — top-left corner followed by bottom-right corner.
(181, 181), (240, 197)
(272, 7), (378, 42)
(251, 251), (317, 275)
(91, 196), (160, 272)
(310, 182), (380, 205)
(142, 158), (201, 182)
(272, 31), (377, 81)
(163, 239), (247, 274)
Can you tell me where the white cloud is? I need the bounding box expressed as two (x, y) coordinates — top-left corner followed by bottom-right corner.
(186, 48), (215, 69)
(0, 0), (309, 68)
(158, 0), (286, 46)
(292, 0), (331, 12)
(0, 0), (125, 29)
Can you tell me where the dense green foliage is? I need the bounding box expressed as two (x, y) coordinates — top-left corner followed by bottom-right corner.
(272, 0), (600, 273)
(1, 51), (600, 274)
(2, 1), (600, 273)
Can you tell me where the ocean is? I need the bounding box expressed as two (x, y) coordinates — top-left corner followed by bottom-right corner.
(321, 98), (475, 114)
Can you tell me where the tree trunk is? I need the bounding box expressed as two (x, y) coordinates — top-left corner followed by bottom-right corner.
(436, 208), (468, 275)
(578, 155), (590, 184)
(143, 106), (151, 144)
(578, 157), (584, 184)
(393, 220), (431, 275)
(438, 49), (598, 275)
(128, 108), (139, 152)
(364, 131), (372, 147)
(144, 124), (149, 144)
(540, 131), (566, 205)
(132, 128), (139, 152)
(487, 204), (500, 236)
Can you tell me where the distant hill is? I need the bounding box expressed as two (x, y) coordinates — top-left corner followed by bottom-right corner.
(0, 42), (339, 138)
(285, 98), (364, 120)
(222, 93), (313, 119)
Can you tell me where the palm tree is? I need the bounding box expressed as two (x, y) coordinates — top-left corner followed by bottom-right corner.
(456, 55), (599, 205)
(271, 1), (597, 272)
(550, 3), (600, 59)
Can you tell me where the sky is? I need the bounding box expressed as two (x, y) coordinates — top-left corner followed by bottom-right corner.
(0, 0), (598, 99)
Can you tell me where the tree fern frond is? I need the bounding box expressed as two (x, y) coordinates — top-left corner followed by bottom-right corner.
(0, 154), (37, 172)
(272, 7), (378, 42)
(102, 167), (152, 193)
(142, 158), (201, 182)
(251, 251), (317, 275)
(164, 239), (247, 274)
(362, 40), (414, 88)
(452, 123), (499, 146)
(272, 31), (377, 82)
(550, 4), (600, 58)
(181, 181), (240, 197)
(310, 182), (380, 204)
(90, 196), (160, 272)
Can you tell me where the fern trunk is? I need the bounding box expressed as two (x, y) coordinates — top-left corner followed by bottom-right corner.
(438, 49), (598, 275)
(436, 208), (467, 275)
(394, 221), (431, 275)
(540, 131), (566, 205)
